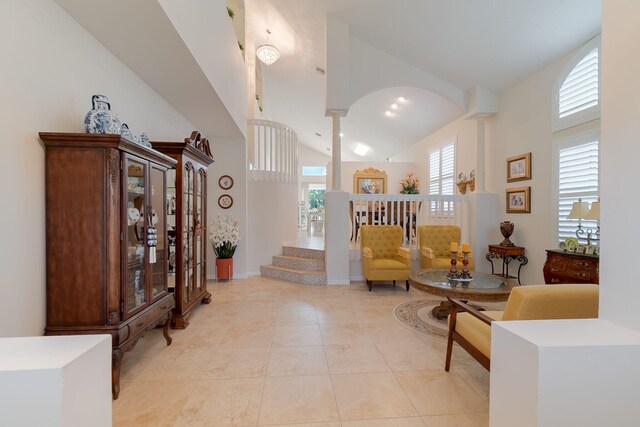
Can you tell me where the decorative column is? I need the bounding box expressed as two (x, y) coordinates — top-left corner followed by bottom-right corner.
(331, 112), (342, 191)
(475, 115), (487, 193)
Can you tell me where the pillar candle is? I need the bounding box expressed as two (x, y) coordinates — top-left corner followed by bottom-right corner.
(450, 242), (458, 252)
(462, 243), (471, 252)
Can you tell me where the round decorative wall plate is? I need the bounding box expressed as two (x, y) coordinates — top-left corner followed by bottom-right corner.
(219, 175), (234, 190)
(218, 194), (233, 209)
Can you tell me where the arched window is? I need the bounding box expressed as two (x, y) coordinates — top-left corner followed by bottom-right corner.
(553, 36), (600, 131)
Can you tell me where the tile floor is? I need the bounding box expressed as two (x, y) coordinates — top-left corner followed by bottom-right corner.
(114, 277), (490, 427)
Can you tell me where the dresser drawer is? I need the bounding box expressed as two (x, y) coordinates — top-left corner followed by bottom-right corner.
(544, 250), (599, 285)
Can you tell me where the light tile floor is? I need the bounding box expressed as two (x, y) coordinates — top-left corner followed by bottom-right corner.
(114, 277), (490, 427)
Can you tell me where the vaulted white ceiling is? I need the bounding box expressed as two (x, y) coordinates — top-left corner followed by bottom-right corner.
(247, 0), (601, 161)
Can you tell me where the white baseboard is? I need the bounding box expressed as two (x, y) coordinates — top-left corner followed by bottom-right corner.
(349, 275), (365, 281)
(327, 279), (350, 285)
(207, 274), (248, 280)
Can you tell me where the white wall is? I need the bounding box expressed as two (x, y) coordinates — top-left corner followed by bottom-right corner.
(207, 137), (248, 279)
(0, 0), (197, 336)
(600, 0), (640, 330)
(391, 115), (478, 196)
(158, 0), (247, 136)
(246, 181), (298, 275)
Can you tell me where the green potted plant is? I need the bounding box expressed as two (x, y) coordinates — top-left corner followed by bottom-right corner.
(209, 214), (240, 280)
(400, 173), (420, 194)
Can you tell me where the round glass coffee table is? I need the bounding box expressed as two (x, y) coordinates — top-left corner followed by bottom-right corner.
(409, 269), (514, 319)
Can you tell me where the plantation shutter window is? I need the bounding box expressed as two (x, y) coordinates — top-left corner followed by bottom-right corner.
(559, 48), (599, 119)
(428, 141), (455, 195)
(557, 140), (599, 242)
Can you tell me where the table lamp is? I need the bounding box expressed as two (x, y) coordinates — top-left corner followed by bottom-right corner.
(567, 198), (600, 246)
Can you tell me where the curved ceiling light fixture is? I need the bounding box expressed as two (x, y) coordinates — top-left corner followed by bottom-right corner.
(256, 29), (280, 66)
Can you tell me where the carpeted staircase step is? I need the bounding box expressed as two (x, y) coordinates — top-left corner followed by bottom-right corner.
(282, 246), (325, 260)
(260, 265), (327, 286)
(272, 255), (325, 271)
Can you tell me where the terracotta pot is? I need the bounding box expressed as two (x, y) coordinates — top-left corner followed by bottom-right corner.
(216, 258), (233, 280)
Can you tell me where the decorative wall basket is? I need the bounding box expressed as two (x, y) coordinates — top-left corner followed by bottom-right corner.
(468, 179), (475, 192)
(457, 182), (468, 195)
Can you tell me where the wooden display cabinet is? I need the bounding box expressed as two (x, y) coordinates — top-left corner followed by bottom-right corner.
(152, 131), (214, 328)
(40, 133), (177, 399)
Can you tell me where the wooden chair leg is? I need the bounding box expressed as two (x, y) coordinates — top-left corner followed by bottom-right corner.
(393, 280), (396, 286)
(445, 303), (458, 372)
(368, 280), (372, 291)
(405, 280), (410, 292)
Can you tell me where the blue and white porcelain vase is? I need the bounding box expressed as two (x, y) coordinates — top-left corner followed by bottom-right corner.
(139, 132), (151, 148)
(120, 123), (135, 141)
(84, 95), (121, 134)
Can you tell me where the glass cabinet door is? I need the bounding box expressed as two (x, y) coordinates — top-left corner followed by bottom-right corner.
(150, 165), (167, 300)
(125, 157), (147, 313)
(183, 163), (195, 304)
(195, 170), (205, 290)
(166, 168), (177, 290)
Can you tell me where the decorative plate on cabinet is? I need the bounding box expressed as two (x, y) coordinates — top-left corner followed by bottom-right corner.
(218, 194), (233, 209)
(219, 175), (234, 190)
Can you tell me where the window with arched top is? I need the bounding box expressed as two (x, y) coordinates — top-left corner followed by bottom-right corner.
(552, 36), (601, 244)
(553, 37), (600, 131)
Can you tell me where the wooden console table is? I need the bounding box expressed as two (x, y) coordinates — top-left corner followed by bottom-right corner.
(486, 245), (528, 285)
(543, 250), (599, 284)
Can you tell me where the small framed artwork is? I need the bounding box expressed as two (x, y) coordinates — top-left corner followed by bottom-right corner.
(506, 186), (531, 213)
(507, 153), (532, 182)
(218, 194), (233, 209)
(219, 175), (234, 190)
(585, 245), (596, 255)
(576, 245), (586, 254)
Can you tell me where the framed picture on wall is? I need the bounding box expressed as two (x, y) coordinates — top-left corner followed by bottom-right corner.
(507, 153), (532, 182)
(353, 167), (388, 194)
(218, 194), (233, 209)
(218, 175), (234, 190)
(506, 186), (531, 213)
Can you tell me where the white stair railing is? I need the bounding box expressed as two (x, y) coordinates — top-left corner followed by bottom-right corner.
(348, 193), (470, 261)
(248, 119), (298, 184)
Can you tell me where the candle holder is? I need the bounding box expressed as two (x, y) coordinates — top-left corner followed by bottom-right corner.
(447, 250), (458, 279)
(460, 251), (472, 280)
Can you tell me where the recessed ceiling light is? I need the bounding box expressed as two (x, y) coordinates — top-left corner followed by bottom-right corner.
(385, 111), (393, 117)
(339, 132), (344, 137)
(315, 132), (322, 137)
(354, 144), (370, 156)
(398, 96), (407, 103)
(391, 103), (398, 110)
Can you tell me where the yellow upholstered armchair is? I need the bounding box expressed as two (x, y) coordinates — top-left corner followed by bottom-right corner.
(446, 284), (599, 371)
(418, 225), (474, 270)
(360, 225), (412, 292)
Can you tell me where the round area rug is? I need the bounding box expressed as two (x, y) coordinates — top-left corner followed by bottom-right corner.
(394, 299), (506, 338)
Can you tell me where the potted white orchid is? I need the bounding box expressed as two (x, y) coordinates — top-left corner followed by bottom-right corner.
(209, 214), (240, 280)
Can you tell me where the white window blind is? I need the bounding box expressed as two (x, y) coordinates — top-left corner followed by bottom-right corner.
(557, 140), (599, 242)
(559, 48), (599, 119)
(429, 142), (455, 195)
